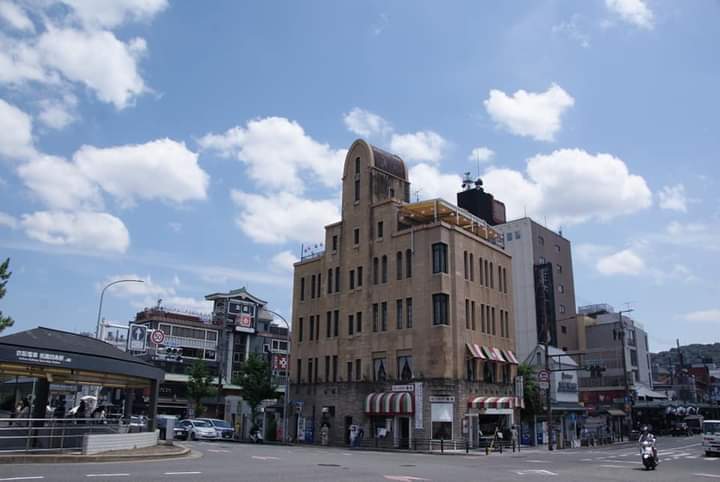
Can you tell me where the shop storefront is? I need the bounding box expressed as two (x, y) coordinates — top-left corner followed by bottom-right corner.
(466, 396), (519, 446)
(364, 390), (414, 448)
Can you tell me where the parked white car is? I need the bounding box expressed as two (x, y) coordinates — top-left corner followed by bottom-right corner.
(179, 419), (219, 441)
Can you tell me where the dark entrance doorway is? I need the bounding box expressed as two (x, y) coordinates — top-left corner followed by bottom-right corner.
(344, 416), (352, 444)
(399, 417), (410, 448)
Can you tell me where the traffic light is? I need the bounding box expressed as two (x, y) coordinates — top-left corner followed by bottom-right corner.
(586, 365), (606, 378)
(165, 347), (183, 363)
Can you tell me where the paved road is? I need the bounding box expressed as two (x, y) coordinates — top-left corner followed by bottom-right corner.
(1, 435), (716, 481)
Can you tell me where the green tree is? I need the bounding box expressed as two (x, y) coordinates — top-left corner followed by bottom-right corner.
(518, 362), (544, 420)
(232, 354), (277, 432)
(186, 359), (216, 417)
(0, 258), (13, 333)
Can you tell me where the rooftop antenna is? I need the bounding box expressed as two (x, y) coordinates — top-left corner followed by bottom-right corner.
(156, 298), (162, 309)
(413, 188), (423, 202)
(461, 172), (473, 191)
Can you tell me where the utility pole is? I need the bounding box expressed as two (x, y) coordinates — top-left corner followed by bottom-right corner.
(617, 309), (634, 439)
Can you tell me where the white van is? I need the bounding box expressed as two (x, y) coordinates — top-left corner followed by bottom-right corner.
(703, 420), (720, 456)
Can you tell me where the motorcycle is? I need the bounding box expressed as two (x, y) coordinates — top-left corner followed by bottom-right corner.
(249, 428), (264, 444)
(641, 440), (657, 470)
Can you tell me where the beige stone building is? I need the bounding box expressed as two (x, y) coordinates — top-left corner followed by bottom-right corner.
(290, 139), (521, 447)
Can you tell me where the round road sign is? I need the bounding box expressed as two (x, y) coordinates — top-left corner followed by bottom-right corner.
(150, 329), (165, 345)
(537, 369), (550, 383)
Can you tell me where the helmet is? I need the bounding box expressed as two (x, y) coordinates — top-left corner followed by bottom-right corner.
(641, 425), (649, 433)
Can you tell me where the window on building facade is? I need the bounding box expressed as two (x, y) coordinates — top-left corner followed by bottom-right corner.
(354, 178), (360, 202)
(502, 364), (511, 384)
(469, 253), (474, 281)
(484, 361), (495, 384)
(396, 299), (403, 329)
(406, 298), (413, 328)
(297, 359), (302, 384)
(373, 357), (387, 382)
(561, 325), (567, 334)
(327, 269), (333, 294)
(314, 357), (318, 383)
(325, 356), (330, 382)
(484, 259), (489, 286)
(463, 251), (468, 280)
(432, 293), (449, 325)
(405, 249), (413, 278)
(300, 277), (305, 301)
(480, 304), (486, 333)
(471, 301), (476, 330)
(333, 310), (339, 337)
(514, 230), (521, 239)
(506, 232), (513, 242)
(503, 267), (508, 293)
(381, 255), (388, 283)
(349, 269), (355, 290)
(357, 266), (363, 287)
(326, 311), (332, 338)
(317, 273), (321, 297)
(309, 315), (314, 340)
(347, 361), (352, 382)
(396, 252), (403, 280)
(307, 359), (313, 384)
(466, 358), (476, 381)
(491, 307), (496, 335)
(489, 262), (494, 288)
(332, 235), (338, 251)
(538, 235), (544, 246)
(372, 303), (379, 332)
(431, 403), (453, 440)
(311, 274), (316, 299)
(298, 317), (304, 342)
(432, 243), (448, 274)
(332, 355), (338, 382)
(355, 359), (362, 381)
(465, 299), (470, 329)
(497, 265), (502, 291)
(348, 314), (354, 336)
(373, 257), (379, 284)
(353, 227), (360, 245)
(334, 267), (340, 292)
(539, 256), (546, 264)
(554, 244), (560, 253)
(381, 302), (388, 331)
(356, 311), (362, 333)
(355, 157), (360, 174)
(556, 263), (562, 273)
(558, 284), (565, 294)
(478, 257), (484, 285)
(397, 355), (413, 381)
(377, 221), (384, 239)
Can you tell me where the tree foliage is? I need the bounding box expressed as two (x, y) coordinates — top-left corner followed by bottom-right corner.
(0, 258), (13, 333)
(232, 354), (277, 430)
(186, 359), (216, 417)
(518, 362), (544, 419)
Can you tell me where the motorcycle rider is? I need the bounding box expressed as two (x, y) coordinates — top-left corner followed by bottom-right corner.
(638, 425), (658, 464)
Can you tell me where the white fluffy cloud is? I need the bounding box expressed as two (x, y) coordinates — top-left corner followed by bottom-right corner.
(343, 108), (392, 138)
(230, 190), (339, 244)
(596, 248), (646, 276)
(389, 131), (447, 163)
(0, 98), (36, 161)
(199, 117), (346, 193)
(408, 163), (462, 203)
(36, 28), (147, 109)
(658, 184), (687, 212)
(684, 309), (720, 324)
(606, 0), (654, 30)
(271, 250), (299, 273)
(484, 83), (574, 141)
(74, 139), (209, 206)
(17, 154), (103, 210)
(468, 146), (495, 163)
(0, 1), (35, 32)
(62, 0), (169, 29)
(37, 95), (78, 130)
(0, 211), (18, 229)
(21, 211), (130, 253)
(482, 148), (651, 228)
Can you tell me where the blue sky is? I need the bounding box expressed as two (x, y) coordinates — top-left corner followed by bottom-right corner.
(0, 0), (719, 351)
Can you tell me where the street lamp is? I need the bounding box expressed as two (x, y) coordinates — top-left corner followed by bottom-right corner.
(95, 279), (144, 339)
(265, 309), (291, 443)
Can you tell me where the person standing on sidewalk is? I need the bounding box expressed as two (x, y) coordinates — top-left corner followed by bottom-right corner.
(511, 425), (519, 452)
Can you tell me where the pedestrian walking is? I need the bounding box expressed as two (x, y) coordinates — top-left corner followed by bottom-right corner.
(511, 424), (519, 452)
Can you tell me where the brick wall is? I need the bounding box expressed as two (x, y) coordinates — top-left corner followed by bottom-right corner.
(83, 430), (159, 455)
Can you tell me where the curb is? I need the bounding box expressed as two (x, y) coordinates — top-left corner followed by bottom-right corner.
(0, 446), (191, 464)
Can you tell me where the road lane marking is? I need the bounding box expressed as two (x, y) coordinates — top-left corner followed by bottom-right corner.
(525, 459), (550, 463)
(208, 449), (230, 453)
(251, 455), (279, 460)
(598, 465), (626, 469)
(383, 477), (429, 481)
(163, 472), (202, 476)
(513, 469), (558, 476)
(695, 474), (720, 479)
(86, 475), (129, 478)
(0, 478), (45, 481)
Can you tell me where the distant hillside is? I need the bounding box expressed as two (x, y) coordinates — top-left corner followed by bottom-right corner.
(652, 343), (720, 367)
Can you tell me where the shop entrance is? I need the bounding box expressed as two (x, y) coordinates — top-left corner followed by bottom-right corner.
(399, 417), (410, 449)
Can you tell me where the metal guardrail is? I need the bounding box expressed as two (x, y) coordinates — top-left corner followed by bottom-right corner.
(0, 418), (143, 454)
(305, 436), (517, 454)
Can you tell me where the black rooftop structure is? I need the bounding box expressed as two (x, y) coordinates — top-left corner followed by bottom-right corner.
(370, 145), (408, 180)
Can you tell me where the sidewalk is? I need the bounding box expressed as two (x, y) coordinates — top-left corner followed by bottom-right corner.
(0, 442), (192, 464)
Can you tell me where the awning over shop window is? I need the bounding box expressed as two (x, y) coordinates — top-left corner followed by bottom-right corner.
(365, 392), (414, 415)
(468, 396), (520, 410)
(502, 350), (519, 365)
(606, 409), (627, 417)
(466, 343), (487, 359)
(480, 346), (512, 363)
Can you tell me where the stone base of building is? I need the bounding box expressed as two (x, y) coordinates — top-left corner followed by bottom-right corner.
(289, 379), (518, 448)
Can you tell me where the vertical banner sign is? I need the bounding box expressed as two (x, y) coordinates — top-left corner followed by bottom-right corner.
(414, 382), (423, 430)
(515, 376), (525, 409)
(297, 416), (306, 441)
(128, 324), (147, 351)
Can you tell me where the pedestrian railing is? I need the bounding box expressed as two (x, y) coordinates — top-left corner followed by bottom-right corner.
(0, 418), (132, 453)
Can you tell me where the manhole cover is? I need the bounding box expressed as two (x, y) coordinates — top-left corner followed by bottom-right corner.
(318, 464), (341, 467)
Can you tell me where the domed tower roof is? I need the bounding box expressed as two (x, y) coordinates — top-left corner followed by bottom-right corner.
(369, 145), (407, 180)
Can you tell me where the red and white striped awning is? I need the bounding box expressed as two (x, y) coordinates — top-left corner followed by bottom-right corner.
(468, 396), (520, 410)
(466, 343), (487, 359)
(365, 392), (414, 415)
(480, 346), (505, 362)
(502, 349), (519, 365)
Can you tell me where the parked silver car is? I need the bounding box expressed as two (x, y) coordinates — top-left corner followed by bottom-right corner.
(178, 419), (219, 441)
(197, 418), (234, 440)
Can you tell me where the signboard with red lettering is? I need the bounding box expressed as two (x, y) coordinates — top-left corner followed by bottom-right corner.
(273, 354), (288, 371)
